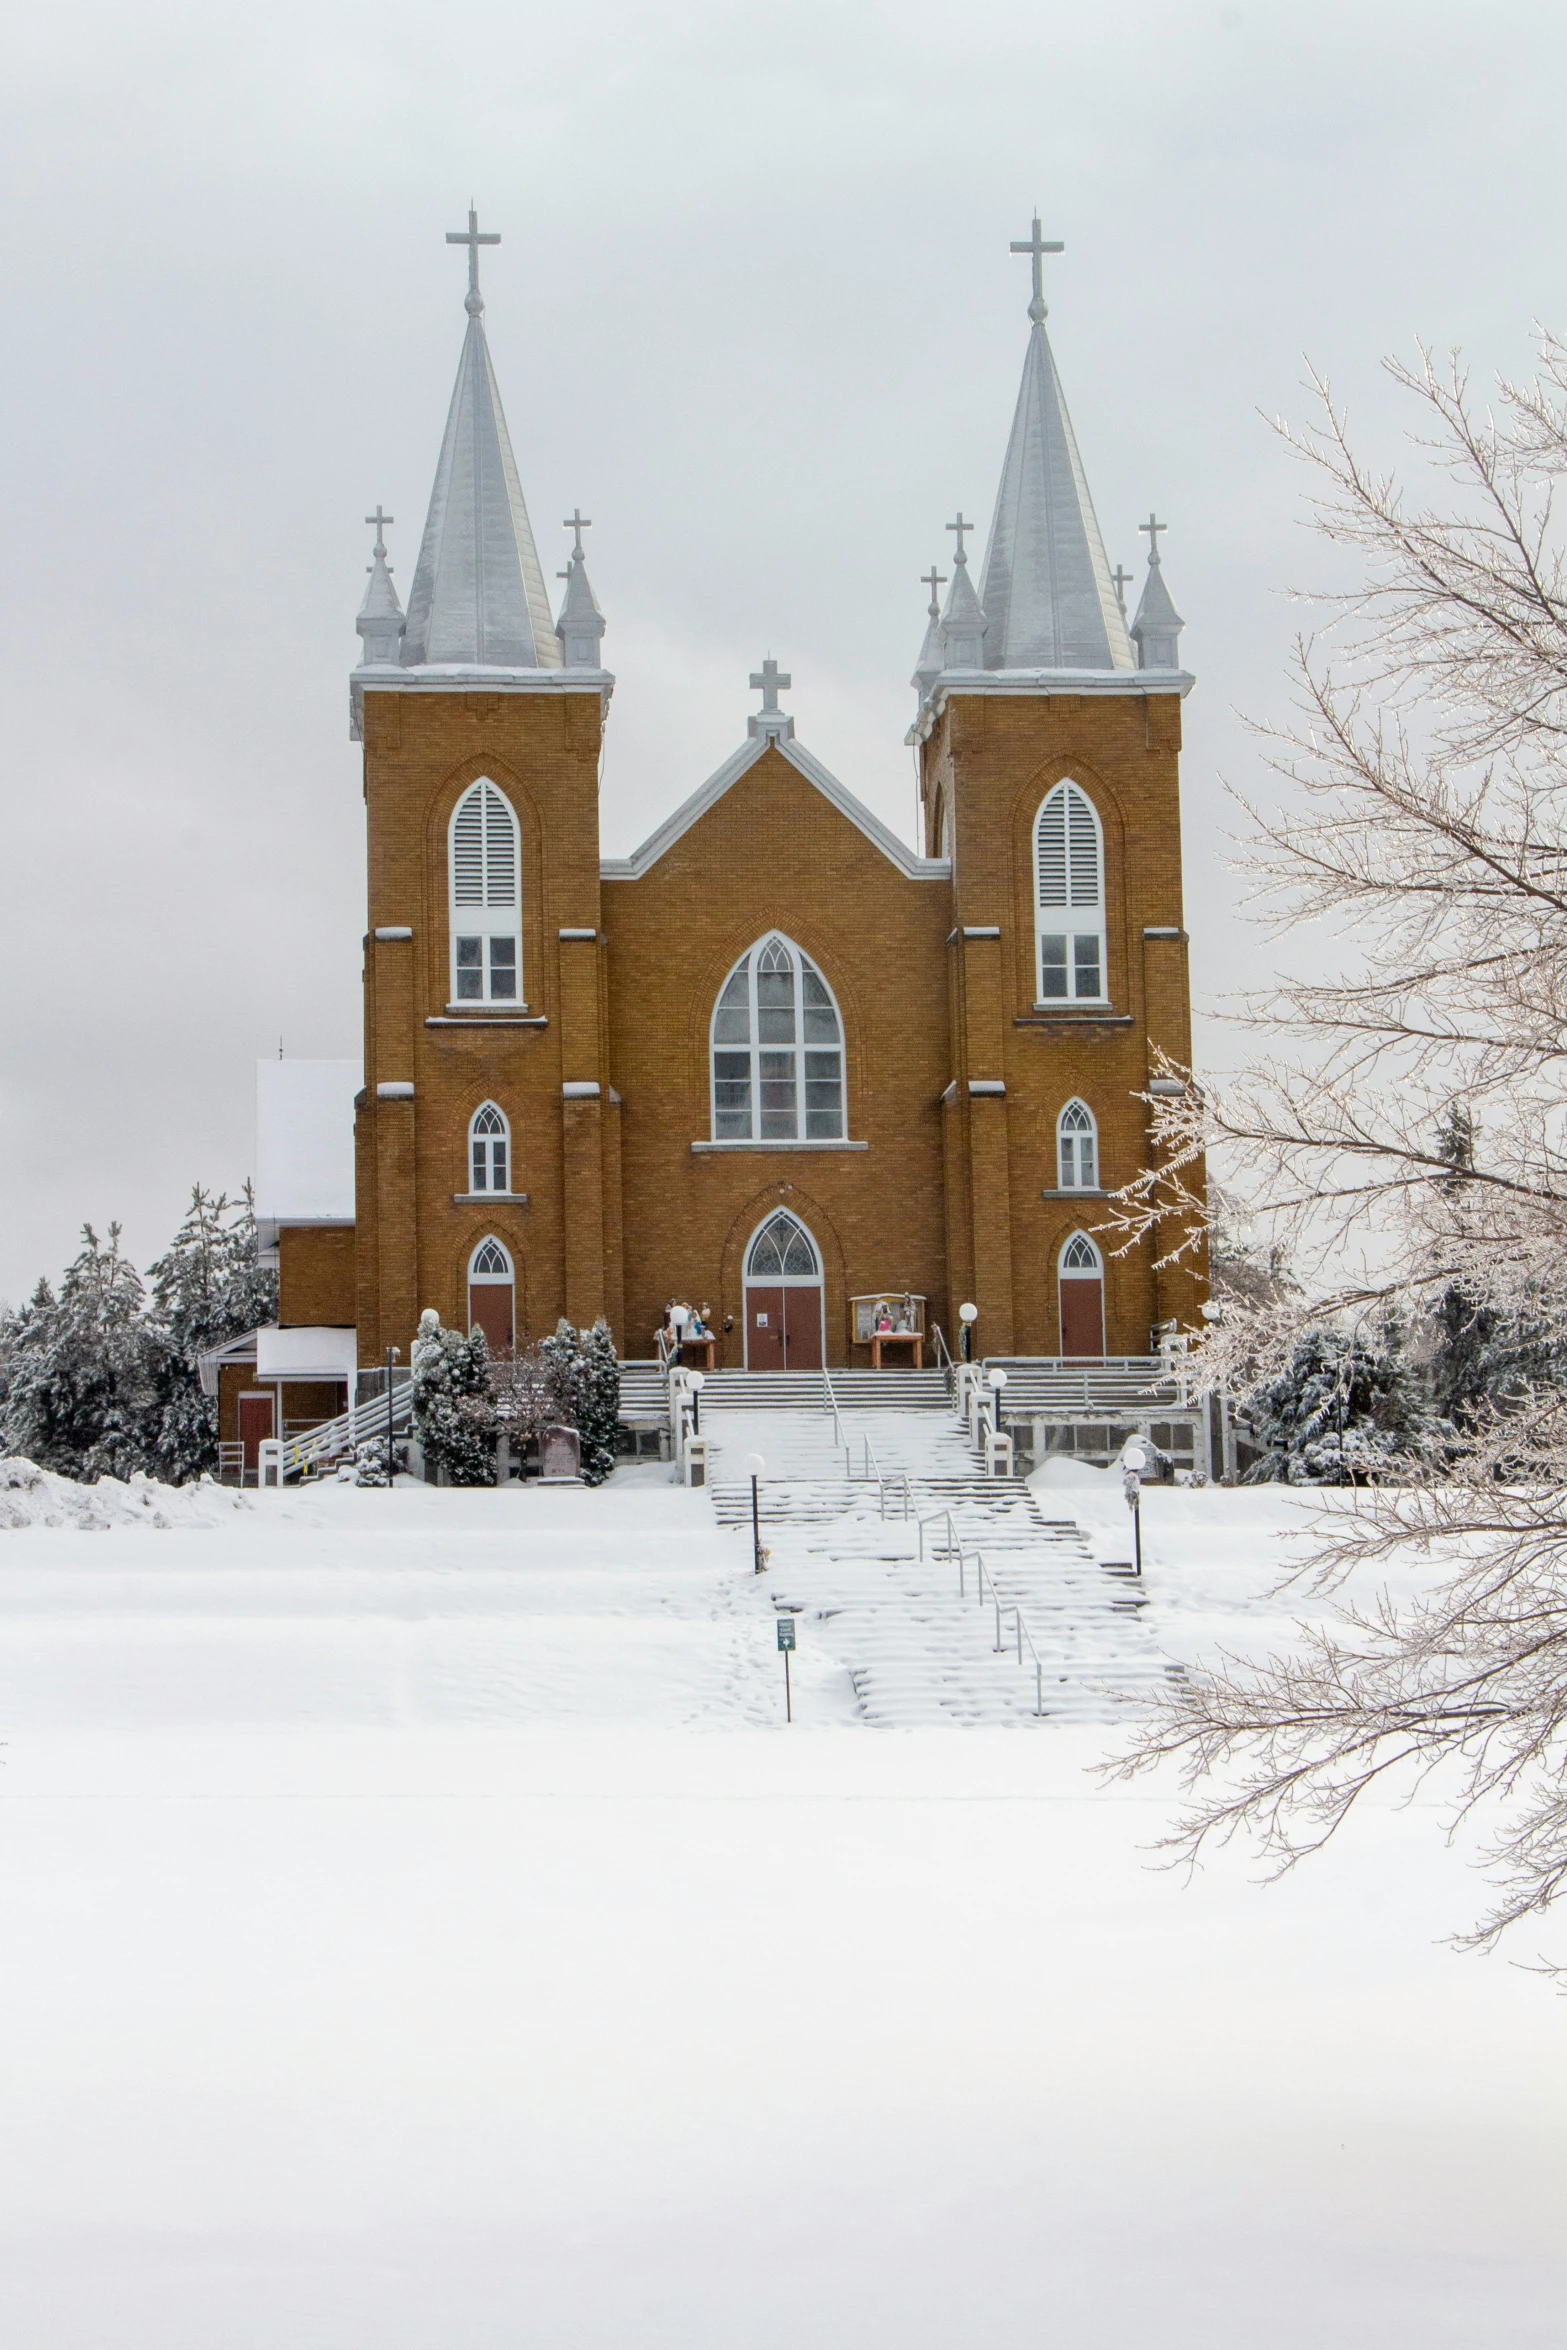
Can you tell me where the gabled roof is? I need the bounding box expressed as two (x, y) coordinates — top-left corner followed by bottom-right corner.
(977, 320), (1134, 673)
(600, 733), (950, 883)
(400, 312), (561, 670)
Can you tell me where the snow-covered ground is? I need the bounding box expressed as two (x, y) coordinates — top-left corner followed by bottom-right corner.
(1, 1448), (1564, 2345)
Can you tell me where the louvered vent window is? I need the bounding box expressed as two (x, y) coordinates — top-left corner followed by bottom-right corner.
(710, 935), (845, 1142)
(1035, 780), (1107, 1003)
(449, 779), (522, 1004)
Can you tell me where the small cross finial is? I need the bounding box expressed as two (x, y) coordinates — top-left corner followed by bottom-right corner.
(1111, 562), (1132, 614)
(946, 511), (975, 565)
(921, 563), (948, 616)
(364, 506), (394, 564)
(1139, 512), (1167, 563)
(446, 204), (501, 317)
(1009, 209), (1064, 323)
(749, 656), (791, 715)
(563, 508), (592, 562)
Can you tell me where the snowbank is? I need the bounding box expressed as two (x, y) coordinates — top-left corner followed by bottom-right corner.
(0, 1457), (249, 1533)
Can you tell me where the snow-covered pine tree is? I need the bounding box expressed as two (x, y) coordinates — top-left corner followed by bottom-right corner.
(1245, 1320), (1434, 1486)
(1, 1225), (157, 1481)
(411, 1309), (497, 1485)
(576, 1319), (620, 1486)
(144, 1185), (278, 1482)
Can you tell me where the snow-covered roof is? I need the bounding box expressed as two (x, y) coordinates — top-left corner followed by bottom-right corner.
(256, 1326), (358, 1383)
(254, 1060), (360, 1241)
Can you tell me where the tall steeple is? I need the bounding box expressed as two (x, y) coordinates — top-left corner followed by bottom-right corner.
(1129, 512), (1185, 670)
(975, 214), (1133, 674)
(938, 513), (987, 669)
(555, 509), (607, 669)
(911, 563), (947, 697)
(398, 208), (561, 671)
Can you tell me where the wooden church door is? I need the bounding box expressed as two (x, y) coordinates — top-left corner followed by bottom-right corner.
(1058, 1234), (1106, 1360)
(744, 1212), (824, 1370)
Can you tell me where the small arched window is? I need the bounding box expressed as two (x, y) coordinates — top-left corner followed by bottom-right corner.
(1057, 1099), (1098, 1191)
(1061, 1232), (1102, 1274)
(450, 779), (522, 1005)
(711, 935), (845, 1142)
(1035, 781), (1106, 1003)
(747, 1211), (821, 1279)
(469, 1102), (509, 1194)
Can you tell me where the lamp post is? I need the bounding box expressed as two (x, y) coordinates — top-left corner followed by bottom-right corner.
(688, 1369), (705, 1435)
(744, 1451), (766, 1574)
(385, 1345), (400, 1488)
(959, 1301), (978, 1363)
(986, 1363), (1008, 1435)
(1200, 1300), (1230, 1483)
(1122, 1437), (1151, 1575)
(670, 1302), (690, 1365)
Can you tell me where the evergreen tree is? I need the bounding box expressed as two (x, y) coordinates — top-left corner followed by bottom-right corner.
(411, 1309), (496, 1485)
(1, 1226), (157, 1480)
(577, 1319), (620, 1486)
(144, 1185), (278, 1482)
(1245, 1318), (1434, 1486)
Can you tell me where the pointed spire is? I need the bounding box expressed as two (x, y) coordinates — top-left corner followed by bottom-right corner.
(938, 513), (987, 668)
(975, 215), (1133, 673)
(555, 510), (606, 669)
(911, 562), (948, 696)
(1129, 513), (1184, 670)
(399, 213), (561, 671)
(356, 506), (405, 665)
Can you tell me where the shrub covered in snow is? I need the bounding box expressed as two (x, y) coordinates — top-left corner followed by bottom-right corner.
(411, 1310), (496, 1485)
(1244, 1321), (1434, 1486)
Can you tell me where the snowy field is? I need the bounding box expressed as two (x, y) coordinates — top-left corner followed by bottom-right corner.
(1, 1462), (1564, 2345)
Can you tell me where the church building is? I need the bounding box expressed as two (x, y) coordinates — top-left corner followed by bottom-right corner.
(269, 208), (1205, 1388)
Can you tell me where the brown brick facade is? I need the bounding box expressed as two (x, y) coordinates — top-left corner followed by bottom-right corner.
(346, 679), (1206, 1368)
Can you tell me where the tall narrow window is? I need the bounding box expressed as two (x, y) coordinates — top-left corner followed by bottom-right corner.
(710, 935), (845, 1142)
(1035, 781), (1106, 1003)
(450, 779), (522, 1005)
(1057, 1099), (1098, 1191)
(469, 1102), (510, 1194)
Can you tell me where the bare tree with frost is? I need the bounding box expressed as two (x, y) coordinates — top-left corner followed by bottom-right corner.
(1108, 334), (1567, 1950)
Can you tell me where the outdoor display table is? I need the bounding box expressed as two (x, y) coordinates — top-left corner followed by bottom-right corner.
(678, 1335), (718, 1370)
(870, 1329), (924, 1370)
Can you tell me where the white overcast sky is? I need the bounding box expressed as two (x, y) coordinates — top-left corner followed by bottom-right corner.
(0, 0), (1563, 1303)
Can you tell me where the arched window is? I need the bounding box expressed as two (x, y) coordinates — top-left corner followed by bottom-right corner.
(467, 1236), (515, 1355)
(747, 1211), (822, 1279)
(450, 779), (522, 1005)
(469, 1102), (510, 1194)
(1057, 1099), (1098, 1191)
(1035, 781), (1106, 1003)
(710, 935), (845, 1142)
(1058, 1230), (1105, 1360)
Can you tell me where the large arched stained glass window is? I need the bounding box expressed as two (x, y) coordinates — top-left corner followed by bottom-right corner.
(711, 935), (845, 1142)
(449, 778), (522, 1005)
(1035, 780), (1106, 1003)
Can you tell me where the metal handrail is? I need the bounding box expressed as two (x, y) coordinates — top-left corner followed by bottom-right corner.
(956, 1545), (1046, 1718)
(859, 1434), (911, 1520)
(930, 1323), (954, 1377)
(820, 1362), (848, 1464)
(917, 1509), (959, 1562)
(279, 1380), (414, 1480)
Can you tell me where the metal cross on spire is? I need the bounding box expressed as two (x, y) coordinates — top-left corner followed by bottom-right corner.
(1139, 512), (1167, 563)
(921, 564), (948, 615)
(563, 509), (592, 561)
(365, 506), (394, 562)
(1010, 210), (1064, 323)
(446, 204), (500, 317)
(946, 511), (975, 564)
(750, 656), (791, 714)
(1111, 562), (1132, 614)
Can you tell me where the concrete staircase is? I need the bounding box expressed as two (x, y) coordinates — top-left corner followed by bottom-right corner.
(702, 1403), (1175, 1726)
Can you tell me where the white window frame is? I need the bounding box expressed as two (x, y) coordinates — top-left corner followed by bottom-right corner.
(709, 934), (846, 1143)
(1059, 1231), (1104, 1277)
(1056, 1099), (1099, 1191)
(449, 778), (523, 1007)
(1035, 780), (1108, 1006)
(468, 1101), (511, 1194)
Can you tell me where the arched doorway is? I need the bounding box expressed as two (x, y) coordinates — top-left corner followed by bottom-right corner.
(1058, 1232), (1105, 1359)
(744, 1210), (823, 1370)
(468, 1236), (516, 1356)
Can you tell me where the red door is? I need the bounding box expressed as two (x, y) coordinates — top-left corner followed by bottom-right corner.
(238, 1392), (275, 1478)
(469, 1281), (515, 1356)
(1060, 1278), (1105, 1359)
(747, 1286), (786, 1367)
(781, 1287), (823, 1370)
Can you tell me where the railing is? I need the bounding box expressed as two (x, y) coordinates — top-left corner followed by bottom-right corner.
(858, 1433), (910, 1520)
(821, 1362), (848, 1464)
(956, 1545), (1046, 1717)
(279, 1379), (414, 1480)
(917, 1510), (959, 1562)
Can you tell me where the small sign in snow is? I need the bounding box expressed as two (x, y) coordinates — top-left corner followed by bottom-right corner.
(776, 1617), (796, 1652)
